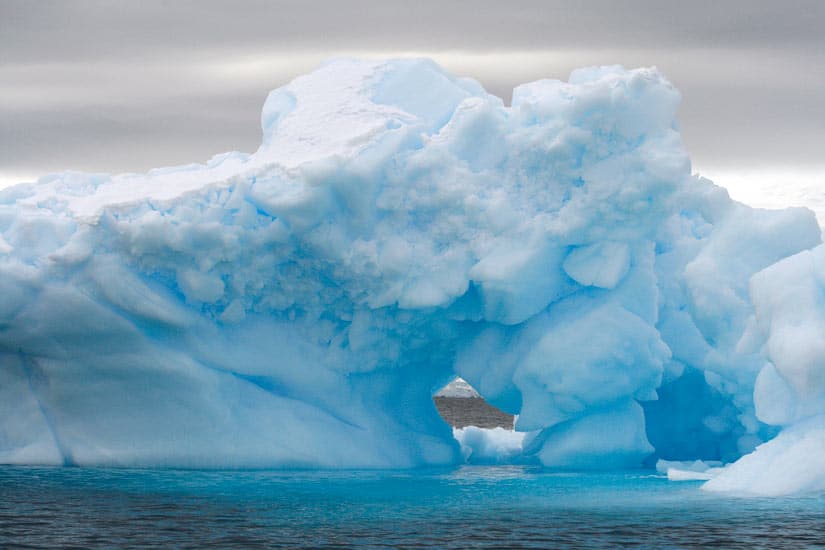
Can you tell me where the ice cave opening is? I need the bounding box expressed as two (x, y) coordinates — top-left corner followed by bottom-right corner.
(433, 377), (526, 465)
(432, 367), (770, 468)
(434, 377), (514, 430)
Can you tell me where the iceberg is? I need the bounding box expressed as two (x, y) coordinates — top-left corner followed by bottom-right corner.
(1, 59), (822, 494)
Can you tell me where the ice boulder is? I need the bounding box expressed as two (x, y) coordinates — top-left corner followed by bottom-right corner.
(703, 243), (825, 495)
(656, 459), (724, 481)
(0, 59), (821, 481)
(454, 427), (527, 464)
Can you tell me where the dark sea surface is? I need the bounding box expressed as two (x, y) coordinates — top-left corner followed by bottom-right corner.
(2, 465), (825, 548)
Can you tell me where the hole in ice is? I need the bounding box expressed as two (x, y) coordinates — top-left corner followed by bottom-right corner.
(434, 378), (527, 465)
(433, 377), (515, 430)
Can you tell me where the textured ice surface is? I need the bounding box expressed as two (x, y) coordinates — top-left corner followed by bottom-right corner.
(0, 59), (822, 492)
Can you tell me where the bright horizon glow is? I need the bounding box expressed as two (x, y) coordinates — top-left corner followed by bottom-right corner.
(700, 167), (825, 227)
(0, 173), (38, 191)
(4, 166), (823, 229)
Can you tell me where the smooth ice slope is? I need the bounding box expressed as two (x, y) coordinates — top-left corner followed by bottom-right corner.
(0, 59), (821, 491)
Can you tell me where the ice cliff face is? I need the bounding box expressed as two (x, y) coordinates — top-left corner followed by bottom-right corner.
(0, 59), (822, 494)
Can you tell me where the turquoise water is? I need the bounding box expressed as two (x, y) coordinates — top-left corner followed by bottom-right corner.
(2, 466), (824, 548)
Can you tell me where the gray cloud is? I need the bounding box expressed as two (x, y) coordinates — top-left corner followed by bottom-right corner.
(4, 0), (825, 60)
(2, 1), (824, 181)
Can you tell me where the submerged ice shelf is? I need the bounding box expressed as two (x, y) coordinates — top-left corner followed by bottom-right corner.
(1, 59), (824, 496)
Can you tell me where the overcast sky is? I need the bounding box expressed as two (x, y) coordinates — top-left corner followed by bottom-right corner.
(1, 0), (823, 213)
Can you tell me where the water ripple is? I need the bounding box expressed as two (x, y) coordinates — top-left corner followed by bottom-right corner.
(2, 466), (824, 548)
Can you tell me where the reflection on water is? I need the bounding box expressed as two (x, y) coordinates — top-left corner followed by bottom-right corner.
(2, 465), (824, 548)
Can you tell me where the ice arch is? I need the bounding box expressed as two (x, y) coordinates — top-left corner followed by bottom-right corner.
(1, 59), (822, 493)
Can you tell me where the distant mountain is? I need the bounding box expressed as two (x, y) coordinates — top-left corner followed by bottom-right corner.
(436, 378), (481, 398)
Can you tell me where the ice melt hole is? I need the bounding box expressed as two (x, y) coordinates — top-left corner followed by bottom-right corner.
(433, 378), (514, 429)
(434, 378), (527, 464)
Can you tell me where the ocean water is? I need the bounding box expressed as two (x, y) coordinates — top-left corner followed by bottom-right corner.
(2, 466), (824, 548)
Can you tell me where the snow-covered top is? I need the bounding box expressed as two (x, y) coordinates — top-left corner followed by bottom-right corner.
(5, 59), (491, 223)
(436, 378), (481, 398)
(257, 58), (489, 165)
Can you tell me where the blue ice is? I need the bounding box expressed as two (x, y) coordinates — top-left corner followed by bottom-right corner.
(1, 59), (823, 496)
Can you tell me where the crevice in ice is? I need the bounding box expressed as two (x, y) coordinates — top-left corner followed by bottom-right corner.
(19, 353), (74, 466)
